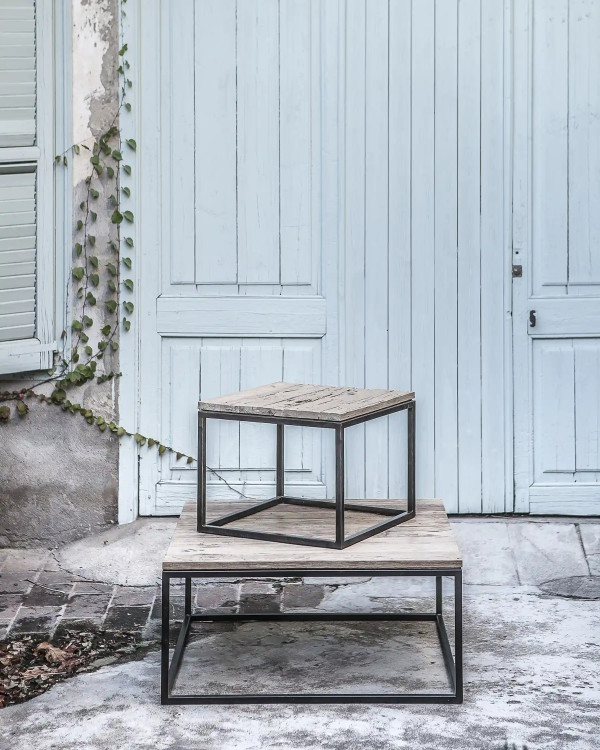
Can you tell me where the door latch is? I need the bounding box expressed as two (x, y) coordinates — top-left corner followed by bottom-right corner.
(529, 310), (536, 328)
(512, 264), (522, 278)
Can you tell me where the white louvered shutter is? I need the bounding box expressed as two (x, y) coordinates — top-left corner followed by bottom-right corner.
(0, 0), (54, 374)
(0, 0), (36, 148)
(0, 165), (36, 341)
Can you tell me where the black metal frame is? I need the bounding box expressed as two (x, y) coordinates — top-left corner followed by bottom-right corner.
(197, 399), (416, 549)
(161, 567), (463, 704)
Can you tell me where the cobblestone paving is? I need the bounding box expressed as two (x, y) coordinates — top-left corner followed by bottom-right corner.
(0, 549), (300, 642)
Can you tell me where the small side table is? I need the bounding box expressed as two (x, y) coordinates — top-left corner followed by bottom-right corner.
(161, 498), (463, 705)
(197, 382), (415, 549)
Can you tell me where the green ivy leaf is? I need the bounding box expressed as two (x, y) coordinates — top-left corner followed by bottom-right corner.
(110, 341), (119, 351)
(80, 332), (89, 343)
(107, 280), (117, 293)
(105, 300), (117, 313)
(83, 315), (93, 327)
(126, 139), (137, 150)
(90, 155), (100, 166)
(108, 195), (117, 207)
(76, 220), (83, 231)
(77, 287), (84, 299)
(106, 262), (118, 276)
(72, 267), (85, 281)
(123, 301), (134, 315)
(101, 324), (111, 336)
(79, 201), (85, 210)
(72, 320), (83, 331)
(16, 401), (29, 417)
(0, 405), (10, 421)
(88, 236), (96, 247)
(119, 43), (128, 56)
(122, 317), (131, 332)
(89, 256), (99, 268)
(123, 211), (134, 223)
(90, 273), (99, 287)
(98, 340), (107, 351)
(112, 150), (123, 161)
(122, 257), (132, 269)
(86, 292), (97, 306)
(158, 444), (166, 455)
(123, 279), (134, 292)
(186, 456), (194, 464)
(123, 164), (132, 175)
(125, 102), (132, 112)
(95, 164), (103, 176)
(90, 188), (99, 199)
(135, 433), (146, 446)
(111, 209), (123, 224)
(90, 211), (97, 222)
(107, 166), (115, 178)
(51, 388), (66, 404)
(75, 242), (83, 256)
(84, 345), (93, 356)
(117, 426), (126, 437)
(122, 186), (131, 197)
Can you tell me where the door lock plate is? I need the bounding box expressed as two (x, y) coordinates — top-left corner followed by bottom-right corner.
(512, 264), (523, 278)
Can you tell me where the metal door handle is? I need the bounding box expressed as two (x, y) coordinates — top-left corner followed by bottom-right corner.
(529, 310), (536, 327)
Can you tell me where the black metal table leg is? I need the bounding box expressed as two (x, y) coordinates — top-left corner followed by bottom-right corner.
(161, 568), (463, 705)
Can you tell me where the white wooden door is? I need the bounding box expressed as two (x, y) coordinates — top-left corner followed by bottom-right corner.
(129, 0), (514, 517)
(513, 0), (600, 514)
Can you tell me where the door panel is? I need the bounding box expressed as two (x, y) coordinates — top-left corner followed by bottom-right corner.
(513, 0), (600, 514)
(133, 0), (512, 516)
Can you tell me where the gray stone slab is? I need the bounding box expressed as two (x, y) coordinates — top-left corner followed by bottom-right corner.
(539, 575), (600, 600)
(55, 517), (177, 586)
(62, 594), (113, 623)
(450, 521), (519, 585)
(174, 619), (449, 697)
(10, 606), (63, 636)
(110, 586), (157, 608)
(507, 522), (589, 585)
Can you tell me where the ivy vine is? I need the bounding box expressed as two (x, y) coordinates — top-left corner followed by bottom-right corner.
(0, 1), (196, 468)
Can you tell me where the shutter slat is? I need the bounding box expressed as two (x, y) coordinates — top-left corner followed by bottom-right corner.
(0, 260), (35, 277)
(0, 234), (34, 250)
(0, 247), (35, 263)
(0, 211), (35, 226)
(0, 285), (33, 303)
(0, 223), (35, 239)
(0, 310), (34, 341)
(0, 293), (33, 314)
(0, 198), (32, 213)
(0, 0), (35, 147)
(0, 272), (35, 290)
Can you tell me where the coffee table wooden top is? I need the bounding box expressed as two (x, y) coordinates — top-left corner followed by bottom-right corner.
(163, 499), (461, 572)
(198, 382), (414, 423)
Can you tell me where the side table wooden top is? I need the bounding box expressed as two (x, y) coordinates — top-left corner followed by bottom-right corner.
(163, 499), (461, 572)
(198, 382), (414, 423)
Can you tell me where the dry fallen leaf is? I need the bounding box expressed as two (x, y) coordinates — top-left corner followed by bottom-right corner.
(34, 642), (71, 665)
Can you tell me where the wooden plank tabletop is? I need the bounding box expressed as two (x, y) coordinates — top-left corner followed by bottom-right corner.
(198, 382), (414, 422)
(163, 499), (462, 571)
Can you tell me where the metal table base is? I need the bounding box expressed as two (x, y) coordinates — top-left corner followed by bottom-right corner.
(197, 400), (416, 549)
(161, 568), (463, 705)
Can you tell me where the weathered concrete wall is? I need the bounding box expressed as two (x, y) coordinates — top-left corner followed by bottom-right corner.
(0, 0), (121, 548)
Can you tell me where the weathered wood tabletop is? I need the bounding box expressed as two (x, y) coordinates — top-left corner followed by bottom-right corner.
(163, 498), (461, 571)
(198, 381), (414, 422)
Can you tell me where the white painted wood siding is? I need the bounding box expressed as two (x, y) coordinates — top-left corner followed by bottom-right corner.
(132, 0), (511, 515)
